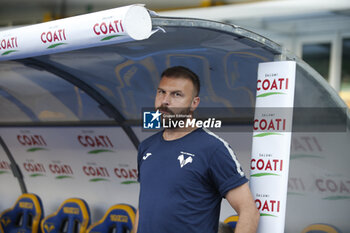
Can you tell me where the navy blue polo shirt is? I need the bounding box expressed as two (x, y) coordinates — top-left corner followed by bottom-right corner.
(137, 128), (248, 233)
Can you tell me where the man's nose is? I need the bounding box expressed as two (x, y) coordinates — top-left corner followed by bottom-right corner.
(161, 93), (170, 105)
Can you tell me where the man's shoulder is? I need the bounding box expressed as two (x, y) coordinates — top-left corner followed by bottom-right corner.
(197, 128), (230, 149)
(139, 131), (162, 148)
(183, 128), (233, 158)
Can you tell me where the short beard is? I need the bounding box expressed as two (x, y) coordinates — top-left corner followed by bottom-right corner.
(157, 106), (193, 129)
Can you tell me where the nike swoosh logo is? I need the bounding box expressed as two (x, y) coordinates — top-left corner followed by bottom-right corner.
(143, 153), (152, 160)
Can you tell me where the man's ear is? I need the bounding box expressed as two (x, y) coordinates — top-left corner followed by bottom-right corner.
(191, 96), (200, 111)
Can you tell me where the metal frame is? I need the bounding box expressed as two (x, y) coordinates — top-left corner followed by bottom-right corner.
(18, 58), (140, 149)
(0, 136), (27, 193)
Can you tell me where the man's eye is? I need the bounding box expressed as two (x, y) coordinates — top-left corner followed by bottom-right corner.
(174, 92), (182, 97)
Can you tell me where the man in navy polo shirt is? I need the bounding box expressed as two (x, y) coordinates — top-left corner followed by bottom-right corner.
(134, 66), (259, 233)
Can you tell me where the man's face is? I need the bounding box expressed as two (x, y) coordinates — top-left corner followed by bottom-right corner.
(155, 76), (200, 118)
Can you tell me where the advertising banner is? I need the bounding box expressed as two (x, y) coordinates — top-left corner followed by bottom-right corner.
(0, 127), (139, 221)
(250, 61), (296, 233)
(0, 5), (154, 61)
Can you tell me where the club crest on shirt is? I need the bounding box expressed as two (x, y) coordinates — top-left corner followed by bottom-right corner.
(178, 151), (195, 168)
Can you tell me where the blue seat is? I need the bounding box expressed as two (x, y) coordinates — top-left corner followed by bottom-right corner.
(301, 223), (342, 233)
(224, 215), (239, 230)
(0, 193), (44, 233)
(41, 198), (91, 233)
(87, 204), (136, 233)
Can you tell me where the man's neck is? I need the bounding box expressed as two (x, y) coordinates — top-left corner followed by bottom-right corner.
(162, 126), (197, 141)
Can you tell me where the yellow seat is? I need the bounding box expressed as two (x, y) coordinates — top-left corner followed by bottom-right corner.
(224, 215), (239, 231)
(87, 204), (136, 233)
(0, 193), (44, 233)
(41, 198), (90, 233)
